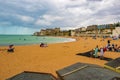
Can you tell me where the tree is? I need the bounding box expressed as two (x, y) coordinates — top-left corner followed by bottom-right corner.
(116, 22), (120, 27)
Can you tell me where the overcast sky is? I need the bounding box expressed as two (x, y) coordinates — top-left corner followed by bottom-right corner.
(0, 0), (120, 34)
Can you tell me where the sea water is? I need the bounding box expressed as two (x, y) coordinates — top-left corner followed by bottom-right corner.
(0, 35), (76, 46)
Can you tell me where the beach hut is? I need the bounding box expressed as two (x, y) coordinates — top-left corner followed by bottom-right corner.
(104, 57), (120, 73)
(56, 62), (120, 80)
(7, 71), (57, 80)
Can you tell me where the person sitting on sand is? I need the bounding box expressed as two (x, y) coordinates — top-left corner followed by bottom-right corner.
(114, 45), (120, 52)
(114, 44), (118, 52)
(7, 44), (14, 52)
(40, 43), (48, 47)
(112, 43), (114, 49)
(107, 43), (112, 51)
(117, 46), (120, 52)
(93, 45), (99, 58)
(107, 40), (111, 47)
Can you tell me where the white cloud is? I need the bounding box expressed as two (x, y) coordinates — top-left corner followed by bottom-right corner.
(16, 15), (34, 22)
(0, 22), (11, 26)
(67, 7), (93, 16)
(51, 0), (86, 8)
(0, 0), (120, 34)
(4, 0), (45, 12)
(42, 15), (64, 22)
(35, 15), (64, 26)
(35, 19), (51, 26)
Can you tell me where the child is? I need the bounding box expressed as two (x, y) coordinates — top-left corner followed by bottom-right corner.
(100, 46), (104, 60)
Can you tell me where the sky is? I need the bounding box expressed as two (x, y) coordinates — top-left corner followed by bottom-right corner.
(0, 0), (120, 34)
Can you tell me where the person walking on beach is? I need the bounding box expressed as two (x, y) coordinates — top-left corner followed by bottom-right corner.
(100, 46), (104, 59)
(107, 40), (111, 47)
(94, 45), (99, 58)
(107, 40), (110, 44)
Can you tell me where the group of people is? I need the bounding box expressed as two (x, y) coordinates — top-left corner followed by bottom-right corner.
(91, 39), (120, 60)
(91, 45), (106, 59)
(1, 42), (47, 53)
(106, 40), (120, 52)
(112, 35), (120, 40)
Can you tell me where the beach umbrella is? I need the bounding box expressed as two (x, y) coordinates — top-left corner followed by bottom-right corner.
(7, 71), (57, 80)
(56, 62), (120, 80)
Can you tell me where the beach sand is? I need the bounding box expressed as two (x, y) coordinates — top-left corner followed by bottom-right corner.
(0, 37), (120, 80)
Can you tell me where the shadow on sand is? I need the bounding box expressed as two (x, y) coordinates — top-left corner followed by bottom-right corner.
(76, 50), (113, 61)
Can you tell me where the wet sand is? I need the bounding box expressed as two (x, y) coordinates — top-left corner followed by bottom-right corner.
(0, 37), (120, 80)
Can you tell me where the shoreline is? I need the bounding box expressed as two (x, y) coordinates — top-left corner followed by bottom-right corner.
(0, 36), (120, 80)
(0, 36), (76, 47)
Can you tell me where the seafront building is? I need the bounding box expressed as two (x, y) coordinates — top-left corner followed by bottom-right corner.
(33, 32), (41, 36)
(97, 24), (114, 34)
(112, 27), (120, 37)
(34, 28), (60, 36)
(33, 22), (120, 37)
(74, 27), (86, 36)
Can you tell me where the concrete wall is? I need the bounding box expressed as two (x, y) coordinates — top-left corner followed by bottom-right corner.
(77, 34), (110, 37)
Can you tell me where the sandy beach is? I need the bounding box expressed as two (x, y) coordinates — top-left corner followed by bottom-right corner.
(0, 37), (120, 80)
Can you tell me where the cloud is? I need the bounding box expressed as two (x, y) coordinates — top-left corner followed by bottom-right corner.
(67, 7), (93, 16)
(35, 19), (51, 26)
(35, 15), (64, 26)
(16, 15), (34, 22)
(0, 0), (120, 34)
(42, 15), (63, 22)
(0, 22), (12, 26)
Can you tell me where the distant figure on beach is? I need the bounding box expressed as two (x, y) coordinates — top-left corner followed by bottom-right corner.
(108, 44), (113, 51)
(106, 40), (112, 51)
(93, 45), (99, 58)
(7, 44), (14, 52)
(107, 40), (110, 44)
